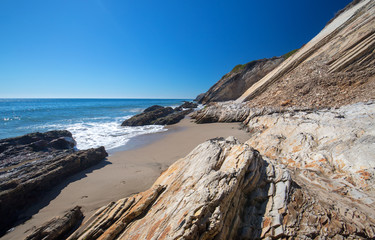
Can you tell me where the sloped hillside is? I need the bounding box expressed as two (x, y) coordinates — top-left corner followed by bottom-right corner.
(237, 0), (375, 108)
(198, 57), (284, 104)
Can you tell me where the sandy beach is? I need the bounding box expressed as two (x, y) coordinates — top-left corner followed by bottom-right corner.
(2, 118), (249, 240)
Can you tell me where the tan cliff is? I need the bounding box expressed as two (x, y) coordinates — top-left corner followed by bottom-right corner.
(237, 0), (375, 108)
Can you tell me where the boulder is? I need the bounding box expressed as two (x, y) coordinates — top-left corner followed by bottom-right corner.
(122, 102), (197, 126)
(143, 105), (165, 113)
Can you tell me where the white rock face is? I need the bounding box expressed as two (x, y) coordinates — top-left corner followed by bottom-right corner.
(63, 137), (294, 240)
(190, 100), (375, 238)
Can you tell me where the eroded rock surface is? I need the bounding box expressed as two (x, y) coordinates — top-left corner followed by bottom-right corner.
(191, 101), (251, 123)
(0, 131), (108, 235)
(44, 109), (375, 239)
(25, 206), (83, 240)
(59, 137), (293, 239)
(191, 100), (375, 238)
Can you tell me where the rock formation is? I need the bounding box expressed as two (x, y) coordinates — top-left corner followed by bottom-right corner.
(25, 206), (83, 240)
(53, 137), (295, 239)
(121, 102), (197, 126)
(0, 131), (108, 236)
(198, 57), (284, 104)
(14, 1), (375, 239)
(40, 100), (375, 239)
(236, 0), (375, 108)
(191, 101), (251, 123)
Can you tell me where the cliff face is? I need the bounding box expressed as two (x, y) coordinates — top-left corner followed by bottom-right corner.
(237, 0), (375, 108)
(198, 57), (284, 104)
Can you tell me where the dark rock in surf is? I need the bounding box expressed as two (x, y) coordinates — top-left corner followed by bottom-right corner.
(0, 131), (108, 236)
(121, 102), (198, 126)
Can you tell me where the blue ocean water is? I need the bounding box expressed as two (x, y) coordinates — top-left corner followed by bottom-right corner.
(0, 99), (192, 150)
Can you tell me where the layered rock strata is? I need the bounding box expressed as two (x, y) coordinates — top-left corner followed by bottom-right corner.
(198, 57), (284, 104)
(237, 0), (375, 108)
(191, 100), (375, 238)
(191, 101), (251, 123)
(41, 103), (375, 238)
(25, 206), (83, 240)
(59, 137), (294, 239)
(0, 131), (108, 235)
(121, 102), (197, 126)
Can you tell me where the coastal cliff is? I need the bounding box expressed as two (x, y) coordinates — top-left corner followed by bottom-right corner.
(198, 57), (284, 104)
(236, 0), (375, 108)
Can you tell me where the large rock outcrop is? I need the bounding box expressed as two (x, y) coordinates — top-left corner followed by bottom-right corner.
(237, 0), (375, 108)
(191, 100), (375, 238)
(39, 100), (375, 239)
(0, 131), (108, 236)
(55, 137), (295, 239)
(198, 57), (284, 104)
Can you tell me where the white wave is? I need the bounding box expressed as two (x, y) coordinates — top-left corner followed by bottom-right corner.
(43, 119), (167, 151)
(128, 108), (145, 113)
(2, 116), (21, 121)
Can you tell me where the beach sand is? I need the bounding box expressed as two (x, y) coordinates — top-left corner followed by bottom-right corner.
(2, 118), (250, 240)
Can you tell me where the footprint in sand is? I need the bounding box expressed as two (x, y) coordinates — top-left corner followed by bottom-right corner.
(81, 195), (88, 199)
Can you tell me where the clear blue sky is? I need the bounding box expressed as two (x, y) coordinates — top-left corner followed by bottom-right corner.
(0, 0), (352, 98)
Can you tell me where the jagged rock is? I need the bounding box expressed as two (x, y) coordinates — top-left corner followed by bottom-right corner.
(0, 131), (108, 236)
(192, 99), (375, 238)
(121, 102), (197, 126)
(62, 137), (294, 239)
(198, 57), (284, 104)
(32, 99), (375, 239)
(25, 206), (83, 240)
(0, 130), (76, 169)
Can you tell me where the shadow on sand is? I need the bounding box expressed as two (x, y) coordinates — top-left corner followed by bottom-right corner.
(8, 158), (112, 234)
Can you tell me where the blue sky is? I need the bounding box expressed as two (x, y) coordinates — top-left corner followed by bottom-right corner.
(0, 0), (352, 98)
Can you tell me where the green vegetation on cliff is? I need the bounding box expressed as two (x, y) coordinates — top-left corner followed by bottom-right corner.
(282, 49), (298, 59)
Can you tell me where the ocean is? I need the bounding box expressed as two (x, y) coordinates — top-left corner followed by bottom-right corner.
(0, 98), (192, 151)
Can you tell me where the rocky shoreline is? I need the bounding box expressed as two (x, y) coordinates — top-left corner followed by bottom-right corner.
(32, 101), (374, 239)
(1, 0), (375, 239)
(0, 131), (108, 236)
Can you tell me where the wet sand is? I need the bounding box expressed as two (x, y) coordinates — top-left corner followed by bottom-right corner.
(2, 118), (249, 239)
